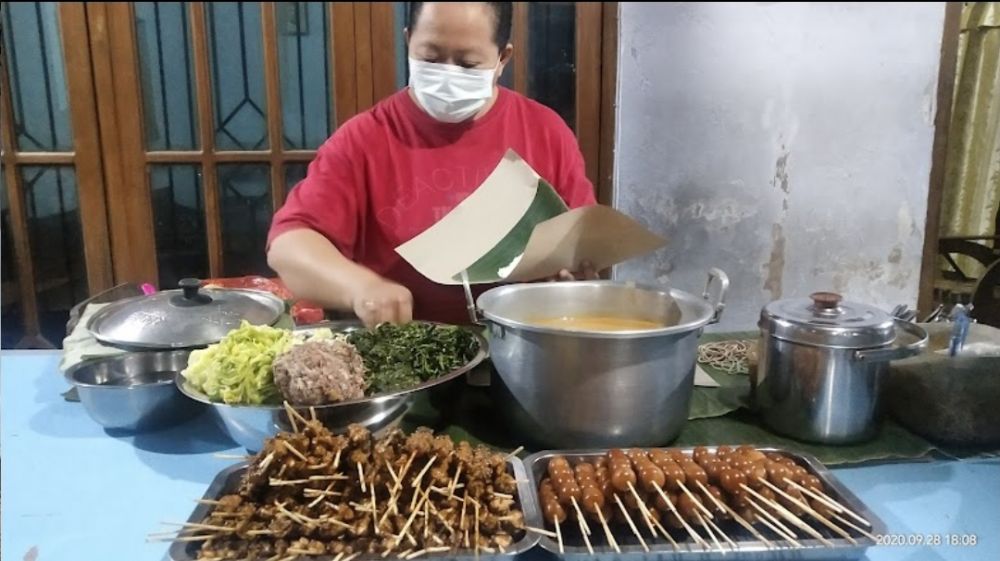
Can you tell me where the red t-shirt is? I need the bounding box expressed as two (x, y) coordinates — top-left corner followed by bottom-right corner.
(268, 87), (597, 324)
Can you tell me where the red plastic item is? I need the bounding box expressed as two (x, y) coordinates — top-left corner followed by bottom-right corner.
(200, 276), (326, 325)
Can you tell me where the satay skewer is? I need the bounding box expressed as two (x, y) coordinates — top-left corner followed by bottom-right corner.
(695, 480), (772, 549)
(745, 497), (801, 545)
(612, 494), (645, 552)
(576, 509), (595, 555)
(358, 461), (367, 493)
(647, 481), (709, 549)
(740, 484), (834, 547)
(308, 482), (336, 508)
(703, 512), (738, 551)
(282, 440), (309, 462)
(412, 457), (436, 488)
(832, 514), (879, 541)
(783, 478), (873, 528)
(283, 401), (299, 432)
(371, 481), (380, 535)
(569, 496), (592, 536)
(694, 510), (725, 553)
(757, 477), (856, 544)
(677, 480), (715, 520)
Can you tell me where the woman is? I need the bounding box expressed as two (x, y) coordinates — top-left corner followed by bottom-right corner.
(267, 2), (596, 327)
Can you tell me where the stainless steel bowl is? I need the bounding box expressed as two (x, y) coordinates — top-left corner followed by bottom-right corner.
(65, 351), (205, 431)
(476, 271), (728, 449)
(176, 329), (489, 452)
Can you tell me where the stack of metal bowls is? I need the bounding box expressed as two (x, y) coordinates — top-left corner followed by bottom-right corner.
(65, 350), (204, 431)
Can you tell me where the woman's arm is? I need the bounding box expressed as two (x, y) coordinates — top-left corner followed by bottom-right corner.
(267, 229), (413, 326)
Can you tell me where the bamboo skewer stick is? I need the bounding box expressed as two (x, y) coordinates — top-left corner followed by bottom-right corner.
(647, 481), (708, 549)
(525, 526), (558, 539)
(740, 484), (834, 547)
(832, 514), (880, 541)
(474, 499), (481, 558)
(308, 482), (336, 509)
(569, 496), (592, 536)
(386, 459), (401, 486)
(147, 534), (218, 543)
(160, 521), (234, 532)
(704, 512), (738, 551)
(371, 481), (380, 535)
(460, 491), (469, 531)
(286, 401), (310, 426)
(412, 457), (437, 489)
(576, 510), (594, 555)
(695, 480), (771, 549)
(279, 440), (309, 464)
(448, 465), (463, 499)
(744, 496), (802, 546)
(695, 510), (725, 553)
(677, 480), (715, 520)
(194, 499), (222, 505)
(333, 449), (342, 471)
(212, 453), (251, 460)
(283, 402), (299, 433)
(612, 494), (645, 552)
(783, 478), (873, 528)
(757, 477), (856, 544)
(555, 520), (564, 554)
(358, 461), (367, 493)
(504, 446), (524, 460)
(625, 486), (658, 539)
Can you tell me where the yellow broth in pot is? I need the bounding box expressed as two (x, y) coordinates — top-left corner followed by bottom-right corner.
(528, 316), (664, 331)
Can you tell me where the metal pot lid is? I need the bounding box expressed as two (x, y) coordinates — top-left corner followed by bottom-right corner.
(760, 291), (895, 348)
(87, 278), (285, 349)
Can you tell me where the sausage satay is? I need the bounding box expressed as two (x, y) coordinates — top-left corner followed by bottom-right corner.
(538, 479), (565, 553)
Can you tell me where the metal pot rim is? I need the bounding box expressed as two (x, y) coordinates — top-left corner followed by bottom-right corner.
(477, 280), (716, 339)
(64, 350), (191, 390)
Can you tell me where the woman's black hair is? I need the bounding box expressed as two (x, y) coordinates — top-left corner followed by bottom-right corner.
(407, 2), (513, 50)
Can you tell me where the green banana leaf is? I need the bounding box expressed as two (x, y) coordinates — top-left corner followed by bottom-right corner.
(458, 179), (568, 283)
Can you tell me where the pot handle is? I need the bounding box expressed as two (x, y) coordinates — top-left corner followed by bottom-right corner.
(703, 268), (730, 324)
(854, 319), (929, 362)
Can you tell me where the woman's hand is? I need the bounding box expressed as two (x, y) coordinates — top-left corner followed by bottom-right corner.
(548, 260), (599, 282)
(350, 277), (414, 327)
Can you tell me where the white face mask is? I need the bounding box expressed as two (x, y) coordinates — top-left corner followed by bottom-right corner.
(408, 58), (498, 123)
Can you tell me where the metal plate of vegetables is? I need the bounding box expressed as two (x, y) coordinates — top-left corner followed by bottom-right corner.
(175, 321), (488, 451)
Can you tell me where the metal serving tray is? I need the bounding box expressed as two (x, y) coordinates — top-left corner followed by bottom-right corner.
(166, 457), (541, 561)
(522, 447), (887, 561)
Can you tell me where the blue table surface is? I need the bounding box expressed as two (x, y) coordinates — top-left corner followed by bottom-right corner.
(2, 351), (999, 561)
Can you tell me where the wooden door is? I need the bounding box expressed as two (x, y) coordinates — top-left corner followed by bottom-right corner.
(92, 1), (367, 289)
(1, 2), (112, 348)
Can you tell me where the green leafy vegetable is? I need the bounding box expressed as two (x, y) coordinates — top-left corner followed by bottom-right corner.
(182, 321), (294, 405)
(348, 323), (479, 394)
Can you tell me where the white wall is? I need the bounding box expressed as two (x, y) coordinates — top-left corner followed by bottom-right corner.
(613, 2), (947, 330)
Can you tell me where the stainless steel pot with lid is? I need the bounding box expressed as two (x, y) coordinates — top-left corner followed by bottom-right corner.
(87, 278), (285, 349)
(754, 291), (928, 444)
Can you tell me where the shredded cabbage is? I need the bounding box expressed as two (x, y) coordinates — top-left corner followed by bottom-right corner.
(182, 321), (295, 405)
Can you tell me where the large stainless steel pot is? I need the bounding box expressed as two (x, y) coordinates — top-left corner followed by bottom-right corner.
(754, 292), (928, 444)
(475, 270), (728, 448)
